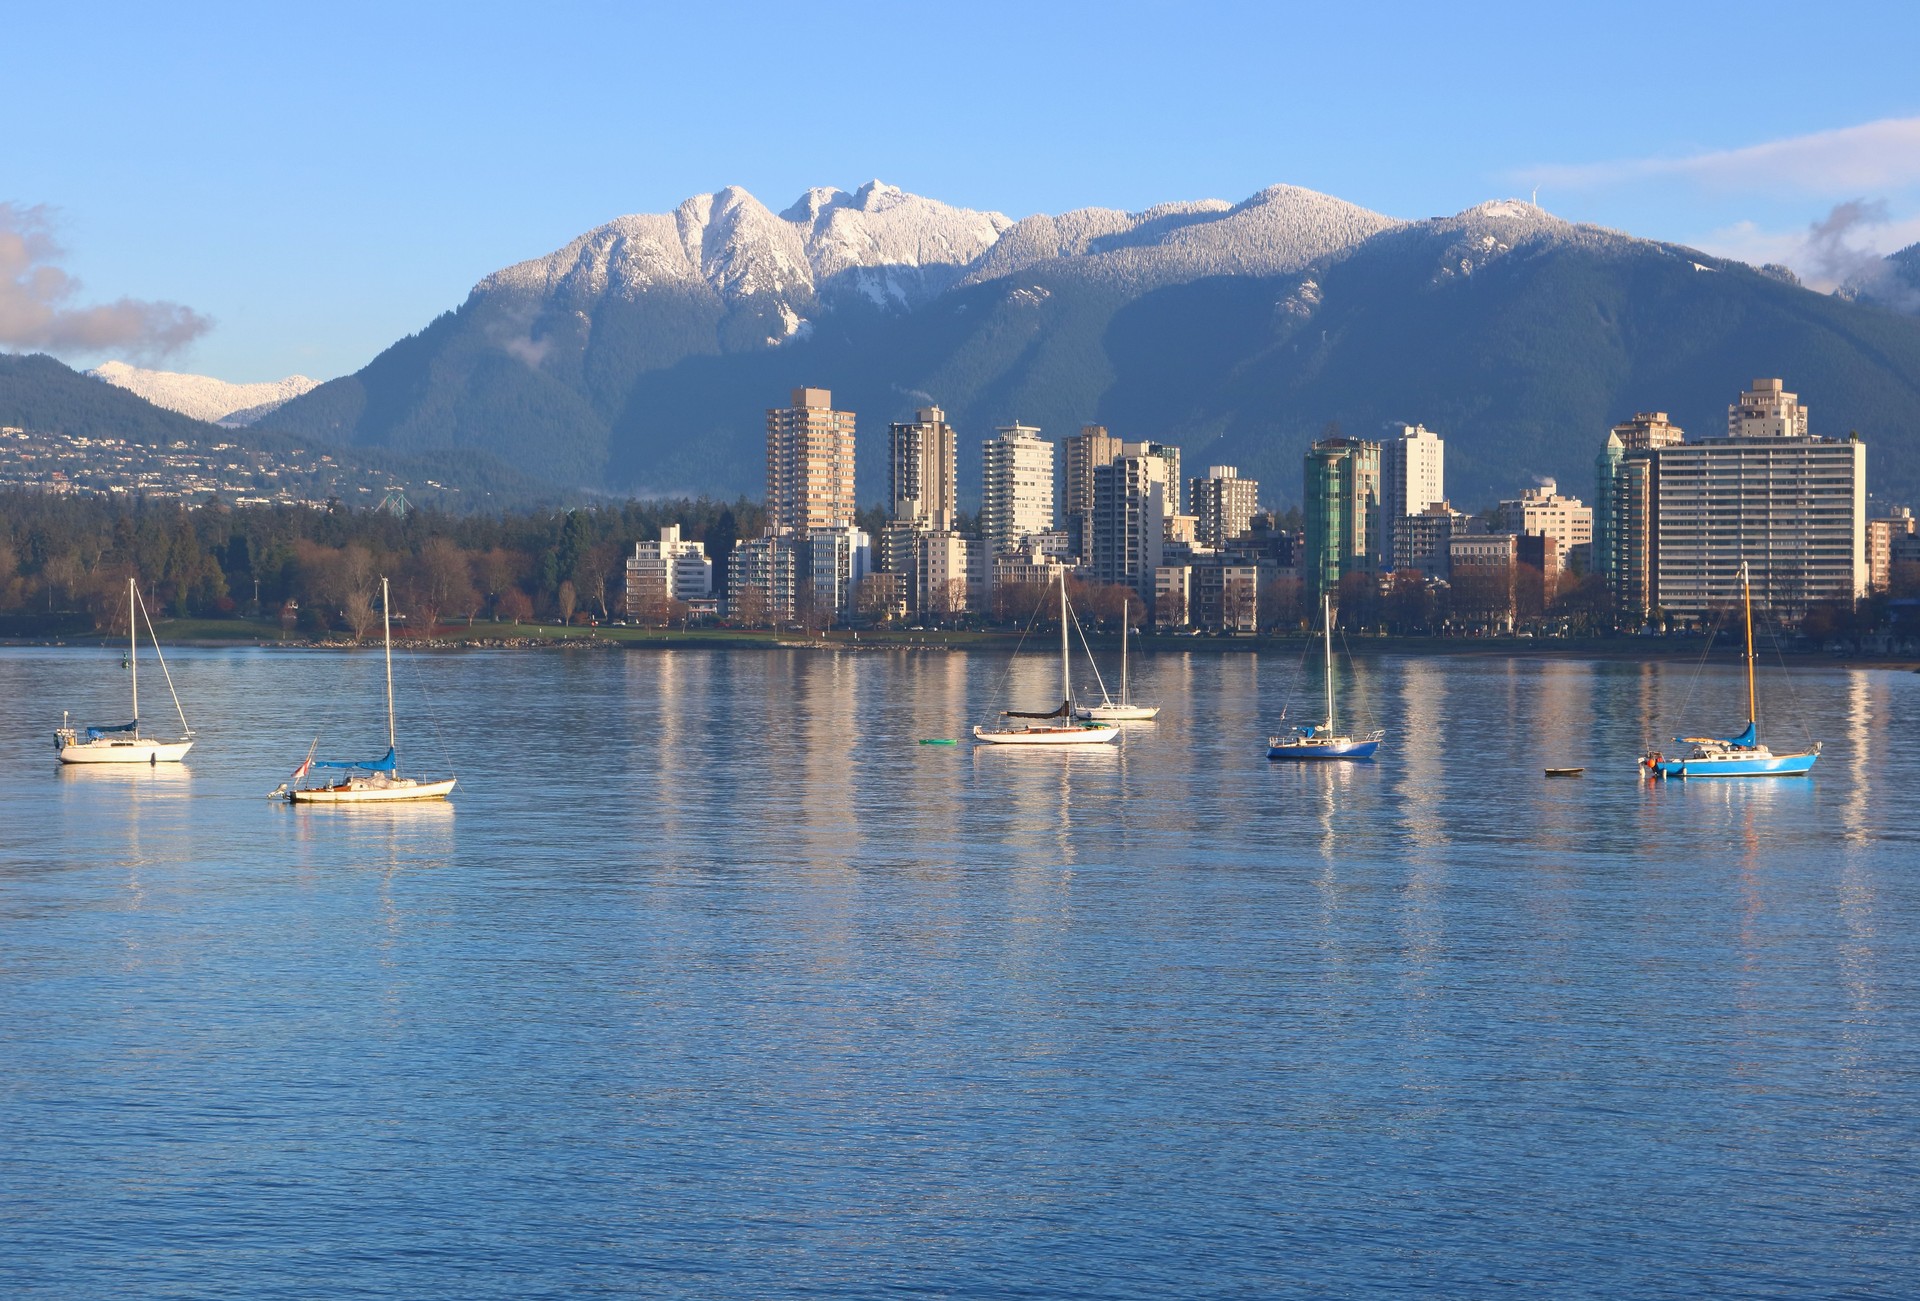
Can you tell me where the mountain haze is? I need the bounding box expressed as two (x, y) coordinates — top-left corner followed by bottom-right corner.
(260, 182), (1920, 508)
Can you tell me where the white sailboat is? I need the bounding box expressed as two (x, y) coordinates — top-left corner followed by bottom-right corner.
(278, 576), (456, 803)
(975, 569), (1120, 746)
(1077, 591), (1160, 721)
(55, 577), (194, 764)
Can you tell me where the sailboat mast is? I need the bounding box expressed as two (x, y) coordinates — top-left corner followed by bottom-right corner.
(1120, 593), (1129, 704)
(1323, 593), (1334, 731)
(383, 575), (396, 753)
(1059, 568), (1071, 707)
(1742, 561), (1756, 730)
(129, 577), (138, 727)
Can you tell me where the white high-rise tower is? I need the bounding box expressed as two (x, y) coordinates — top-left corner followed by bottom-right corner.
(981, 423), (1056, 553)
(1379, 423), (1445, 572)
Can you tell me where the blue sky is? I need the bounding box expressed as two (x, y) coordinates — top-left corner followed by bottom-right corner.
(6, 0), (1919, 381)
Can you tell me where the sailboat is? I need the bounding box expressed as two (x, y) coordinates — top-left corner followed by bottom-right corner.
(1267, 593), (1384, 760)
(1641, 561), (1818, 778)
(55, 577), (194, 764)
(1077, 592), (1160, 721)
(278, 576), (456, 802)
(975, 569), (1120, 746)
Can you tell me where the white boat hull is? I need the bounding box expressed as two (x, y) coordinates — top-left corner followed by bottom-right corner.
(290, 776), (456, 804)
(973, 723), (1120, 746)
(1077, 704), (1160, 721)
(56, 737), (193, 764)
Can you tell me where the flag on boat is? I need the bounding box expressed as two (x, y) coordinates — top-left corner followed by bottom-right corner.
(291, 755), (311, 782)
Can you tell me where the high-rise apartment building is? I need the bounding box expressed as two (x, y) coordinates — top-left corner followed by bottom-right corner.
(1191, 466), (1261, 549)
(1092, 454), (1172, 602)
(1303, 438), (1381, 603)
(888, 406), (956, 533)
(1063, 424), (1123, 561)
(1654, 431), (1865, 617)
(1611, 412), (1684, 452)
(1064, 424), (1123, 520)
(766, 387), (856, 536)
(1492, 479), (1592, 572)
(980, 422), (1055, 553)
(1594, 432), (1656, 623)
(1379, 424), (1445, 570)
(1596, 381), (1866, 621)
(1125, 441), (1183, 513)
(1728, 378), (1809, 440)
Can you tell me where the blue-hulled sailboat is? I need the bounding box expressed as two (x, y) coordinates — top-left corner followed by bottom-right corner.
(1641, 561), (1818, 779)
(1267, 594), (1384, 761)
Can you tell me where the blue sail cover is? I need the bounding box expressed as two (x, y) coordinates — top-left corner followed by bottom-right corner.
(1727, 721), (1757, 747)
(312, 747), (396, 772)
(86, 720), (138, 739)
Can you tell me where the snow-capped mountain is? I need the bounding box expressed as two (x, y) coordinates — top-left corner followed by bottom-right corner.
(473, 180), (1399, 341)
(90, 361), (320, 426)
(267, 180), (1920, 506)
(482, 180), (1016, 331)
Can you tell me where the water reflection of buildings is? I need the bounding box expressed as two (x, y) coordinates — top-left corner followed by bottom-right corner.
(626, 649), (691, 848)
(793, 650), (861, 875)
(1392, 657), (1448, 850)
(1837, 669), (1874, 846)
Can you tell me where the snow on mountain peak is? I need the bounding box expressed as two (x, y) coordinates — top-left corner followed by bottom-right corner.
(477, 181), (1401, 334)
(487, 181), (1011, 311)
(89, 360), (320, 425)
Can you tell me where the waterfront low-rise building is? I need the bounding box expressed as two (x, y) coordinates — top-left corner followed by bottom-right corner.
(727, 534), (799, 624)
(624, 525), (712, 620)
(1867, 508), (1915, 592)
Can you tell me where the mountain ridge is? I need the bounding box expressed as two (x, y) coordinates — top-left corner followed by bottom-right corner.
(153, 181), (1920, 508)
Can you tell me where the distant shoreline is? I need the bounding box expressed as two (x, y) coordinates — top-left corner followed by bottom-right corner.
(5, 621), (1916, 672)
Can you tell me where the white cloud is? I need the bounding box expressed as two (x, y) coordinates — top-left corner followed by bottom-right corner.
(0, 202), (212, 360)
(1697, 202), (1920, 295)
(1523, 117), (1920, 194)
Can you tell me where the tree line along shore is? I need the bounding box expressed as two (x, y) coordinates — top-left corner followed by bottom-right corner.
(1, 491), (1913, 654)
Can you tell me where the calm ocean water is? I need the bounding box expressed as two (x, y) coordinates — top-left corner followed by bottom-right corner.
(1, 643), (1915, 1298)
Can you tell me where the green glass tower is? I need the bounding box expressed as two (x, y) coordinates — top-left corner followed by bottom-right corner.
(1303, 438), (1381, 605)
